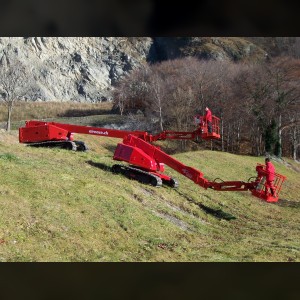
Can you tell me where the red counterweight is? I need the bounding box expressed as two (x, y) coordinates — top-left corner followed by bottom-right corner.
(19, 123), (70, 143)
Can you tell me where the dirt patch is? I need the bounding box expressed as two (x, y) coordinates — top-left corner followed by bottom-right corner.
(175, 189), (236, 221)
(282, 160), (300, 173)
(139, 187), (156, 197)
(135, 187), (197, 230)
(133, 193), (145, 204)
(153, 211), (192, 232)
(159, 198), (209, 225)
(0, 130), (19, 145)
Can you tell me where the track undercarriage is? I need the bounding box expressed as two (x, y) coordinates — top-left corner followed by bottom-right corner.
(25, 140), (88, 151)
(111, 164), (179, 188)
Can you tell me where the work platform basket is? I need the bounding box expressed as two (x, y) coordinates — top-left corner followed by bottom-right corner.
(251, 163), (287, 202)
(194, 115), (220, 140)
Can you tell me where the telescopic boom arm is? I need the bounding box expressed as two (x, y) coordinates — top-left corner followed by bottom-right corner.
(19, 119), (286, 202)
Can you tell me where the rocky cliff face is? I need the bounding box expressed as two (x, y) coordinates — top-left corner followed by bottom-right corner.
(150, 37), (268, 62)
(0, 37), (152, 102)
(0, 37), (268, 102)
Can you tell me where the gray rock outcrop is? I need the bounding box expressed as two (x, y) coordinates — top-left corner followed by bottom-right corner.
(0, 37), (152, 102)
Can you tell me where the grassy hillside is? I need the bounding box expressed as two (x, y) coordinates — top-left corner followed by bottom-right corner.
(0, 128), (299, 262)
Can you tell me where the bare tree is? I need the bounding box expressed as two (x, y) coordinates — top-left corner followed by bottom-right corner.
(113, 55), (299, 158)
(290, 124), (300, 161)
(113, 81), (128, 116)
(112, 65), (150, 115)
(267, 57), (300, 157)
(0, 50), (36, 131)
(147, 72), (166, 132)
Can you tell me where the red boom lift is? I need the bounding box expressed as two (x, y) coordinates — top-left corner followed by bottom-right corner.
(19, 115), (286, 203)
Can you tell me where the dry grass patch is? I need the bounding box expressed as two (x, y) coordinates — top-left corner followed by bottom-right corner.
(0, 101), (113, 123)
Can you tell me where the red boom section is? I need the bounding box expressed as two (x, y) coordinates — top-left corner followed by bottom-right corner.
(208, 180), (257, 191)
(19, 119), (215, 143)
(151, 129), (201, 141)
(19, 120), (151, 143)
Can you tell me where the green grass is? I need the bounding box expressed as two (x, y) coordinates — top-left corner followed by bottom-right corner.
(0, 130), (299, 262)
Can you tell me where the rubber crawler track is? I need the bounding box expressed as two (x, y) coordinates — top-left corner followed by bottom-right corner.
(26, 140), (88, 151)
(112, 164), (163, 187)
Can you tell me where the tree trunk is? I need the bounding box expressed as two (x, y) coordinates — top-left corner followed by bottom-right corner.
(236, 120), (241, 153)
(221, 117), (224, 152)
(277, 114), (282, 158)
(256, 135), (259, 156)
(159, 106), (163, 132)
(292, 127), (298, 161)
(256, 127), (261, 156)
(226, 125), (230, 152)
(295, 144), (300, 161)
(6, 105), (12, 132)
(231, 122), (235, 153)
(251, 127), (255, 155)
(119, 101), (124, 116)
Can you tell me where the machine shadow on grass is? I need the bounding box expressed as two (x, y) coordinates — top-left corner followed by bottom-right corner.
(102, 144), (118, 154)
(275, 199), (300, 208)
(85, 161), (299, 213)
(86, 160), (236, 220)
(174, 190), (236, 221)
(86, 160), (112, 172)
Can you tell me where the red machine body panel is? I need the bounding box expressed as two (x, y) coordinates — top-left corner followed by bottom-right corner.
(113, 142), (158, 171)
(19, 124), (69, 143)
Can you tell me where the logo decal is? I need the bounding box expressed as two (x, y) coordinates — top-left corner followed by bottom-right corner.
(89, 130), (109, 135)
